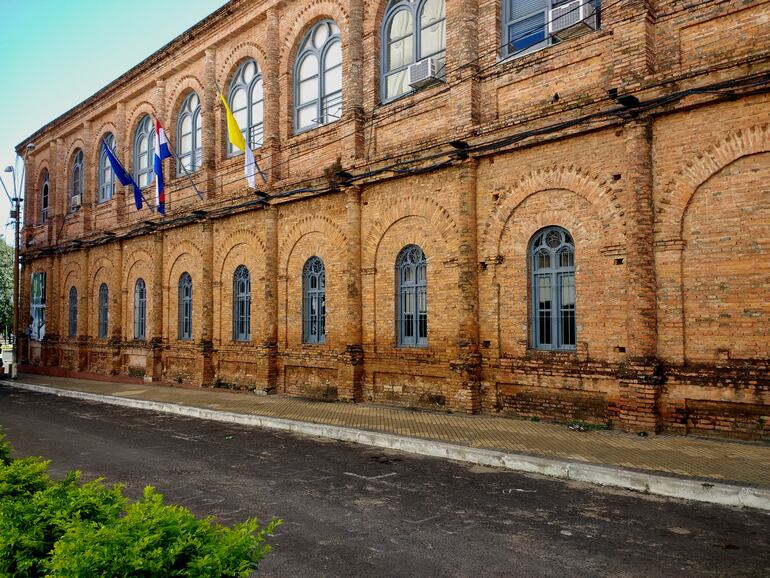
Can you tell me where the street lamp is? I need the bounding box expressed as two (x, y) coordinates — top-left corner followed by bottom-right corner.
(4, 142), (35, 377)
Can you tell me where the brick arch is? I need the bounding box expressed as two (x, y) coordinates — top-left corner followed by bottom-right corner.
(165, 239), (204, 287)
(279, 214), (347, 275)
(363, 194), (459, 268)
(214, 227), (266, 280)
(126, 101), (157, 138)
(279, 1), (349, 69)
(122, 249), (153, 287)
(481, 165), (622, 260)
(60, 262), (82, 298)
(63, 139), (86, 171)
(657, 123), (770, 240)
(217, 42), (268, 88)
(166, 75), (205, 126)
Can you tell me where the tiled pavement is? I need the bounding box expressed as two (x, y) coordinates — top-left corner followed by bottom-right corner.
(4, 373), (769, 488)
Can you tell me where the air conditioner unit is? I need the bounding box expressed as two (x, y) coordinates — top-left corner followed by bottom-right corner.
(548, 0), (597, 41)
(408, 57), (442, 89)
(71, 194), (82, 209)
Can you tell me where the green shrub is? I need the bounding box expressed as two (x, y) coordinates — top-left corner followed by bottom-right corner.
(0, 429), (279, 577)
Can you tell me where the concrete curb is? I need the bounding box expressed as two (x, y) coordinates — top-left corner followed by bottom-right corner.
(5, 379), (770, 511)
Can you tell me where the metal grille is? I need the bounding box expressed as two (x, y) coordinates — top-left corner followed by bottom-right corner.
(98, 284), (109, 339)
(233, 265), (251, 341)
(134, 279), (146, 340)
(530, 227), (576, 350)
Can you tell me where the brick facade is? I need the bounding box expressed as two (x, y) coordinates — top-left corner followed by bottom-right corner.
(17, 0), (770, 438)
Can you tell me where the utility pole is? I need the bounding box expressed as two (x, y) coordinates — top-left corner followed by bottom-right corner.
(3, 142), (34, 378)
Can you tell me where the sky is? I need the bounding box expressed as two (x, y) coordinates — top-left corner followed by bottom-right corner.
(0, 0), (228, 245)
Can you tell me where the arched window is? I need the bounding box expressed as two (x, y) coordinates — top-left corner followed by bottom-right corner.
(134, 115), (155, 189)
(302, 257), (326, 344)
(294, 20), (342, 133)
(98, 133), (116, 203)
(233, 265), (251, 342)
(228, 60), (264, 155)
(68, 286), (78, 338)
(530, 227), (576, 350)
(40, 170), (49, 222)
(381, 0), (445, 101)
(134, 278), (146, 340)
(177, 92), (202, 173)
(396, 245), (427, 347)
(70, 149), (84, 210)
(97, 283), (109, 339)
(178, 272), (193, 340)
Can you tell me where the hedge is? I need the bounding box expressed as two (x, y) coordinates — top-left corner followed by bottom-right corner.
(0, 429), (280, 577)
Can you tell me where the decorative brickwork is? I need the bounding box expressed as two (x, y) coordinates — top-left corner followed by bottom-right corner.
(17, 0), (770, 438)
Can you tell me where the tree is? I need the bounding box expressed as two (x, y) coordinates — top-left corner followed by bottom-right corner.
(0, 237), (13, 342)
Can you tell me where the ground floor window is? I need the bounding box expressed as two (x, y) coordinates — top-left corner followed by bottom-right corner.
(30, 272), (46, 341)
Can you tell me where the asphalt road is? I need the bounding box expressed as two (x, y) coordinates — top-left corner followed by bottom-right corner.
(1, 384), (768, 577)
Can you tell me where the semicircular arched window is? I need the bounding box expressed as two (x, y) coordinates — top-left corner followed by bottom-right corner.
(302, 257), (326, 344)
(177, 92), (202, 173)
(40, 170), (49, 222)
(70, 149), (84, 211)
(228, 60), (264, 155)
(68, 286), (78, 338)
(396, 244), (428, 347)
(381, 0), (446, 102)
(178, 272), (193, 341)
(98, 133), (116, 203)
(134, 115), (155, 189)
(134, 278), (147, 340)
(233, 265), (251, 342)
(97, 283), (109, 339)
(294, 20), (343, 133)
(529, 226), (576, 350)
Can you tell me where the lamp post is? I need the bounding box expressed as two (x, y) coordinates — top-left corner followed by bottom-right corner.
(3, 142), (34, 378)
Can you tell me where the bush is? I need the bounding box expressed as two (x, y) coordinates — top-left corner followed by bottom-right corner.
(0, 430), (280, 577)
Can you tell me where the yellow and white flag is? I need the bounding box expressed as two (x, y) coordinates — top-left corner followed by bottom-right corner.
(219, 93), (257, 189)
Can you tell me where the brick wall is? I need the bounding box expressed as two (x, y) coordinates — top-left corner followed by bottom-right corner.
(17, 0), (770, 438)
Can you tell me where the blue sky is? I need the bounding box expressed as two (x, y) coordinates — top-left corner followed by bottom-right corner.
(0, 0), (227, 242)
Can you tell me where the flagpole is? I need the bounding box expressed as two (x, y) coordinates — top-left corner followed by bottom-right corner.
(214, 81), (268, 186)
(152, 115), (204, 200)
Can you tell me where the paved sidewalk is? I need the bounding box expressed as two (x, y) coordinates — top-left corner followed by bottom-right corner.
(2, 373), (769, 508)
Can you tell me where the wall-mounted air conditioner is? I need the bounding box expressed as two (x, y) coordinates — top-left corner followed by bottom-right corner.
(408, 57), (442, 89)
(548, 0), (598, 41)
(71, 194), (82, 209)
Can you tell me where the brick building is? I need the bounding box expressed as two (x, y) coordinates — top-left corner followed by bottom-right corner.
(16, 0), (770, 438)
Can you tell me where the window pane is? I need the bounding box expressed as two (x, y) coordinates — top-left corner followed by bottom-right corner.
(324, 41), (342, 70)
(388, 9), (413, 41)
(420, 20), (445, 59)
(388, 36), (413, 71)
(299, 54), (319, 81)
(231, 87), (247, 112)
(386, 70), (410, 98)
(297, 104), (316, 129)
(510, 0), (547, 20)
(313, 22), (329, 48)
(299, 77), (319, 105)
(251, 78), (263, 102)
(508, 13), (546, 54)
(324, 63), (342, 96)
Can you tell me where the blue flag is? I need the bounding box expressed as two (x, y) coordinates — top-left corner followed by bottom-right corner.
(102, 141), (143, 210)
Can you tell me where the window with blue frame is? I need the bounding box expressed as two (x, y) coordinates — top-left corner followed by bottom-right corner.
(176, 92), (202, 173)
(294, 20), (342, 133)
(233, 265), (251, 342)
(40, 170), (49, 222)
(302, 257), (326, 344)
(98, 133), (116, 203)
(70, 149), (83, 210)
(502, 0), (599, 58)
(530, 227), (576, 350)
(68, 286), (78, 338)
(178, 272), (193, 341)
(134, 279), (146, 340)
(396, 245), (427, 347)
(134, 115), (155, 188)
(98, 283), (109, 339)
(228, 60), (264, 154)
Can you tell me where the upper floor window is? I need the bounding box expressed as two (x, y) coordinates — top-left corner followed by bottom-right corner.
(302, 257), (326, 344)
(294, 20), (342, 133)
(70, 149), (83, 210)
(502, 0), (599, 58)
(177, 92), (202, 173)
(68, 286), (78, 338)
(396, 244), (427, 347)
(98, 133), (116, 204)
(134, 115), (155, 189)
(98, 283), (109, 339)
(381, 0), (446, 101)
(530, 226), (576, 350)
(30, 272), (46, 342)
(228, 60), (264, 154)
(40, 170), (49, 222)
(133, 278), (147, 340)
(233, 265), (251, 342)
(178, 272), (193, 341)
